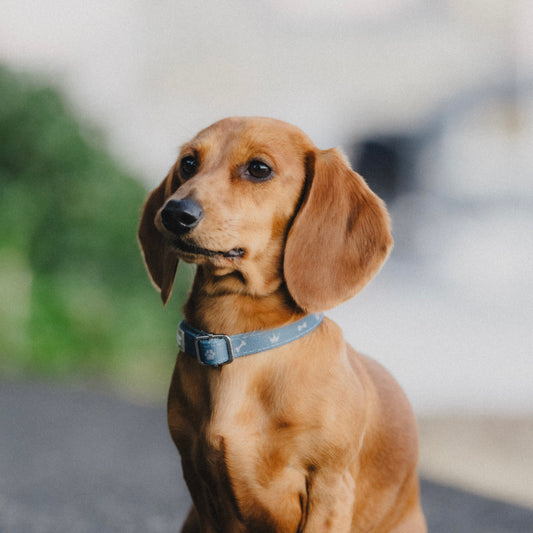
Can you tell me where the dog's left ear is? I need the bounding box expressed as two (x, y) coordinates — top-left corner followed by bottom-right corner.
(138, 177), (179, 305)
(284, 148), (393, 313)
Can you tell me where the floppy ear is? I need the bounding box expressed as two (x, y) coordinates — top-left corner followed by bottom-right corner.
(284, 148), (393, 313)
(138, 178), (179, 304)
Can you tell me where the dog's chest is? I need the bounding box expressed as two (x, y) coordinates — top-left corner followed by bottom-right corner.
(186, 423), (306, 530)
(168, 368), (307, 530)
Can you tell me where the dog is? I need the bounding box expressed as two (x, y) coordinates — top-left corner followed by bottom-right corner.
(138, 117), (426, 532)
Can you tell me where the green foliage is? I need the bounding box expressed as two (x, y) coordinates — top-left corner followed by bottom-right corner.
(0, 66), (192, 396)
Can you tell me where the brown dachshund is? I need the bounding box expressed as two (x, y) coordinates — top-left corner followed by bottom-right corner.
(139, 117), (426, 532)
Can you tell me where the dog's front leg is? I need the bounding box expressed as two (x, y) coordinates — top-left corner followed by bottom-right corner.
(301, 468), (355, 532)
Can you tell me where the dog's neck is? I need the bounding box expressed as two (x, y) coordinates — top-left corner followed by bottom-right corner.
(183, 265), (304, 335)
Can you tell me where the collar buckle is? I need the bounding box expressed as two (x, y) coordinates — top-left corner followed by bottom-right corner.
(194, 334), (234, 366)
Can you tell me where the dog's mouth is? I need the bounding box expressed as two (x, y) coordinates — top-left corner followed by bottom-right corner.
(173, 238), (245, 259)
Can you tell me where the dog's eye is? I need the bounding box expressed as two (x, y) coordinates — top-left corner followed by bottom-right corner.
(180, 155), (199, 179)
(247, 160), (272, 181)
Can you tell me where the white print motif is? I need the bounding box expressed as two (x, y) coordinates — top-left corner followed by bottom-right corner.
(297, 322), (307, 332)
(204, 349), (216, 361)
(234, 340), (247, 353)
(269, 333), (280, 343)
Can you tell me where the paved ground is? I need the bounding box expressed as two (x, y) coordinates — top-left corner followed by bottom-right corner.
(1, 380), (532, 533)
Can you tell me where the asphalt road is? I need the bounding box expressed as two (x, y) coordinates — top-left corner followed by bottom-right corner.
(1, 381), (532, 533)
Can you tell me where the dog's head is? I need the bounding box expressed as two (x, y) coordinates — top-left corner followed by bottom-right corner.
(139, 117), (393, 313)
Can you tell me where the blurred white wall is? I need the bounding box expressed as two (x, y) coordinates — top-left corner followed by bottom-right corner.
(2, 0), (532, 414)
(1, 0), (517, 180)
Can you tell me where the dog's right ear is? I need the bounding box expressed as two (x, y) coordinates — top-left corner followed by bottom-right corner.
(138, 177), (179, 305)
(284, 149), (393, 313)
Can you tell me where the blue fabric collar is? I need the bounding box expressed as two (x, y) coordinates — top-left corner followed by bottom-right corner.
(177, 313), (324, 366)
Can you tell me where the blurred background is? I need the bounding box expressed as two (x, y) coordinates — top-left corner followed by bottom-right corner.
(1, 0), (532, 511)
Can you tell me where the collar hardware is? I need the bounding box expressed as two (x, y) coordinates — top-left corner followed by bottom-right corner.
(194, 334), (234, 366)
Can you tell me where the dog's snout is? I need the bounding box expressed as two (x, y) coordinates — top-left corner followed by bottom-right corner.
(161, 198), (203, 235)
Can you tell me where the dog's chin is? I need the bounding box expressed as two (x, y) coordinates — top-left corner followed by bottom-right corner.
(173, 238), (245, 262)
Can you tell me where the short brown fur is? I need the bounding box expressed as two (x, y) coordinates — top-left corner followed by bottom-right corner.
(138, 117), (426, 532)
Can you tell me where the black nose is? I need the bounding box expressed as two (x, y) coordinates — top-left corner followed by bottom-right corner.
(160, 198), (203, 235)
